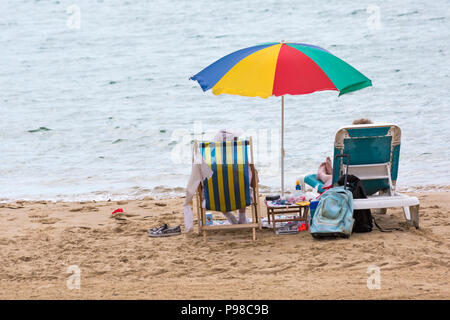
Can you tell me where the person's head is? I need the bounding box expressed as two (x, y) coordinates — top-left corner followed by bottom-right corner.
(214, 129), (240, 141)
(352, 118), (373, 125)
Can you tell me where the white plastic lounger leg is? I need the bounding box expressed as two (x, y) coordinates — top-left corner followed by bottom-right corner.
(403, 205), (419, 229)
(410, 205), (419, 229)
(403, 206), (411, 221)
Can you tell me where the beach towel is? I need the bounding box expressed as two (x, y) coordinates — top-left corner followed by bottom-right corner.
(183, 148), (213, 233)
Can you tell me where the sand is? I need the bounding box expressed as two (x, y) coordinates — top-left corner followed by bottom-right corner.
(0, 192), (449, 299)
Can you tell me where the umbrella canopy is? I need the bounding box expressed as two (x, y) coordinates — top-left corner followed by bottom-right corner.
(190, 42), (372, 195)
(190, 42), (372, 98)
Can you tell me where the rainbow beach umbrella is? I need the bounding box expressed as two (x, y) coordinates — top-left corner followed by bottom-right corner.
(190, 42), (372, 195)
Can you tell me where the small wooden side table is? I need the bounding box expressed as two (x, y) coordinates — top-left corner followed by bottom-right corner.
(265, 202), (309, 232)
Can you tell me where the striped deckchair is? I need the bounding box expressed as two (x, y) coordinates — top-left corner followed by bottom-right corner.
(194, 138), (261, 241)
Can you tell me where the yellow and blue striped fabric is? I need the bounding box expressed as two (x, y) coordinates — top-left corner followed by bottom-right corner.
(200, 140), (251, 213)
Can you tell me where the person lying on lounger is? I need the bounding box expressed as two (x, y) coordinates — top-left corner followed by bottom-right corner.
(316, 119), (373, 187)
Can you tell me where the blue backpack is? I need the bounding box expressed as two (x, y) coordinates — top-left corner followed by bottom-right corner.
(310, 186), (354, 238)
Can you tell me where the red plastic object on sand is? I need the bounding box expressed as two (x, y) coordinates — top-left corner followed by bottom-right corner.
(298, 221), (307, 232)
(112, 208), (124, 215)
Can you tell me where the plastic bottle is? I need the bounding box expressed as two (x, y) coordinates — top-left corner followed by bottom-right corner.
(294, 180), (304, 201)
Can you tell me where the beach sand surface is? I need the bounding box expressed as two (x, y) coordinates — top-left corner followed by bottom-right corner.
(0, 192), (449, 299)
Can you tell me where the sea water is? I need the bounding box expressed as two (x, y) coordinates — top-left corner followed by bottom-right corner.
(0, 0), (449, 201)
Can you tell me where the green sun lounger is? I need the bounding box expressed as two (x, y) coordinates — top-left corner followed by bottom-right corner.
(304, 124), (420, 228)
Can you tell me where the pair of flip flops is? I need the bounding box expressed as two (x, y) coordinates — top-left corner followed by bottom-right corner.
(148, 224), (181, 237)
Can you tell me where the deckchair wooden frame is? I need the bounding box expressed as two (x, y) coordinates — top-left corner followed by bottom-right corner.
(194, 137), (261, 242)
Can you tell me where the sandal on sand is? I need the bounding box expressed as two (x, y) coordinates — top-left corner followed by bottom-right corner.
(148, 225), (181, 237)
(149, 224), (168, 233)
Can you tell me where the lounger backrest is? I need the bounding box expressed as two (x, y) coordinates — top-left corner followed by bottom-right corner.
(332, 124), (401, 195)
(199, 140), (251, 213)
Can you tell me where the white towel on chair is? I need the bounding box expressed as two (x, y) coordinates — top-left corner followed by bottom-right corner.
(183, 148), (213, 233)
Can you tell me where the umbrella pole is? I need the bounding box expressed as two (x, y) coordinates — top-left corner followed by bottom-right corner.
(281, 95), (285, 197)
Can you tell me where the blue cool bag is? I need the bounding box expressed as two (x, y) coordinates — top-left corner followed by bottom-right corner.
(309, 186), (355, 238)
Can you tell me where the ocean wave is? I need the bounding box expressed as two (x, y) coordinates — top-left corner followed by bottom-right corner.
(1, 183), (448, 204)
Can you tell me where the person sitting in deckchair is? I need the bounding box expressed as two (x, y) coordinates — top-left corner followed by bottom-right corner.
(214, 129), (255, 225)
(316, 119), (373, 187)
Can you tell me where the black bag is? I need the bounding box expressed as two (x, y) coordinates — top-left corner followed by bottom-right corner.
(338, 174), (373, 233)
